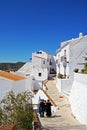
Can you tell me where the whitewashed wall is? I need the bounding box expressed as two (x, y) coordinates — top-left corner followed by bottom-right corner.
(0, 76), (35, 100)
(52, 56), (56, 71)
(69, 73), (87, 125)
(0, 78), (13, 100)
(56, 78), (72, 93)
(12, 80), (25, 95)
(32, 80), (42, 90)
(12, 76), (39, 94)
(56, 44), (69, 77)
(25, 76), (34, 91)
(32, 56), (42, 68)
(69, 36), (87, 80)
(32, 51), (47, 60)
(32, 51), (48, 68)
(32, 68), (48, 81)
(56, 35), (87, 81)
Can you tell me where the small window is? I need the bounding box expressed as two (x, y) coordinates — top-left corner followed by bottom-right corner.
(47, 58), (49, 62)
(43, 60), (45, 64)
(36, 51), (42, 54)
(61, 56), (64, 62)
(38, 73), (42, 77)
(64, 49), (66, 56)
(49, 59), (52, 65)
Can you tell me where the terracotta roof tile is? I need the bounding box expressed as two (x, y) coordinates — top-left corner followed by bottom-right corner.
(0, 71), (25, 81)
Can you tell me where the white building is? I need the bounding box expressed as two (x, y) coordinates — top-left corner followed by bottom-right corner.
(32, 50), (56, 81)
(56, 33), (87, 93)
(0, 71), (35, 100)
(16, 50), (56, 88)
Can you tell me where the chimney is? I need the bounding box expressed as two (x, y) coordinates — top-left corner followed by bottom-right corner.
(79, 32), (83, 38)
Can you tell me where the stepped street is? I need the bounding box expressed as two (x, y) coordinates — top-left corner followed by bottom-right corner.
(39, 77), (87, 130)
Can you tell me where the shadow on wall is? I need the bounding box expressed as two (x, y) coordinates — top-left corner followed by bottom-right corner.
(33, 80), (41, 90)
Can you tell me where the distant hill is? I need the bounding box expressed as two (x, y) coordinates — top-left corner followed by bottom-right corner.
(0, 62), (26, 72)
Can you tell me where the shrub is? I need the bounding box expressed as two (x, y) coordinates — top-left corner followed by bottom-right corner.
(74, 68), (79, 73)
(81, 69), (85, 73)
(57, 73), (63, 79)
(0, 91), (34, 130)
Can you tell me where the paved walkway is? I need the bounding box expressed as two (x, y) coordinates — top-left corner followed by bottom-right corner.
(39, 78), (87, 130)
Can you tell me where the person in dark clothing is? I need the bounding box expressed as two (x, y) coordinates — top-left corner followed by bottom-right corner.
(46, 99), (52, 117)
(39, 99), (45, 117)
(44, 100), (47, 112)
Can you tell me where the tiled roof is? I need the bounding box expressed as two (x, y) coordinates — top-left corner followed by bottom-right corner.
(0, 71), (25, 81)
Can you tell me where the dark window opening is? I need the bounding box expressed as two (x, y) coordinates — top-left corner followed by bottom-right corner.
(49, 59), (52, 65)
(43, 60), (45, 64)
(38, 73), (42, 76)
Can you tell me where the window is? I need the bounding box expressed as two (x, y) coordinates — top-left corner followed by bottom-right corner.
(47, 58), (49, 62)
(43, 60), (45, 64)
(61, 56), (64, 62)
(64, 49), (66, 57)
(36, 51), (42, 54)
(38, 73), (42, 77)
(50, 68), (56, 74)
(49, 59), (52, 65)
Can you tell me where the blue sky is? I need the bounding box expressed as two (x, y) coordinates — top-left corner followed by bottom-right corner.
(0, 0), (87, 62)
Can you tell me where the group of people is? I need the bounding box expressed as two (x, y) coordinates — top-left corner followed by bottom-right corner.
(39, 99), (52, 117)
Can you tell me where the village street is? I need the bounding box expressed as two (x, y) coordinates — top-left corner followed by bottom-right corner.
(39, 78), (87, 130)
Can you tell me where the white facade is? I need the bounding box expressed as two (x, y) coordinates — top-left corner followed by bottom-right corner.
(69, 73), (87, 125)
(0, 77), (26, 100)
(0, 78), (13, 100)
(56, 33), (87, 80)
(56, 78), (72, 94)
(56, 33), (87, 93)
(16, 50), (56, 82)
(12, 76), (35, 95)
(0, 71), (35, 100)
(32, 50), (56, 80)
(56, 44), (69, 77)
(32, 51), (48, 81)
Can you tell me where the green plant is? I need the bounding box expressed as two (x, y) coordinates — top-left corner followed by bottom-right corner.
(79, 53), (87, 74)
(57, 73), (63, 79)
(0, 91), (34, 130)
(0, 107), (3, 124)
(84, 63), (87, 72)
(74, 68), (79, 73)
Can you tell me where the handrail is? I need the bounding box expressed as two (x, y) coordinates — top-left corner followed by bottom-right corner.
(40, 88), (57, 107)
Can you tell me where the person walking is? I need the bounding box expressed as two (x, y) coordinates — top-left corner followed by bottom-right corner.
(46, 99), (52, 117)
(39, 99), (45, 117)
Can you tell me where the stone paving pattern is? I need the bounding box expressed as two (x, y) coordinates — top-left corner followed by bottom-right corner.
(39, 78), (87, 130)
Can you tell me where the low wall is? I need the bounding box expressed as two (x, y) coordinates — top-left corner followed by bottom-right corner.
(69, 73), (87, 125)
(0, 78), (13, 100)
(56, 78), (72, 93)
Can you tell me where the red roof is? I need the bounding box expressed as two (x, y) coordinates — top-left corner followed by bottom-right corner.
(0, 71), (25, 81)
